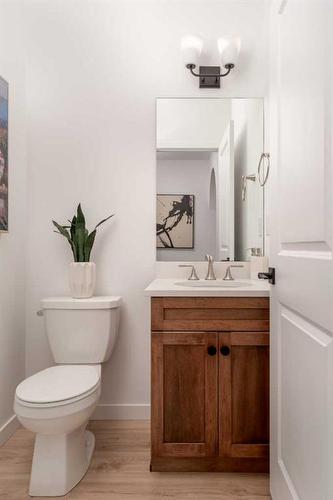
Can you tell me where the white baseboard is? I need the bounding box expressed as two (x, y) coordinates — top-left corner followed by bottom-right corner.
(0, 415), (20, 446)
(92, 403), (150, 420)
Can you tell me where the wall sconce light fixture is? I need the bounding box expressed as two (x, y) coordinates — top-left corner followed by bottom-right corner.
(181, 35), (241, 88)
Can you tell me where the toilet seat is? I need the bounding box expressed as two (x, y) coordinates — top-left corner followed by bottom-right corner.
(15, 365), (101, 408)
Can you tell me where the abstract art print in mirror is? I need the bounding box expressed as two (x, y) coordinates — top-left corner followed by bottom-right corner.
(156, 194), (194, 249)
(0, 76), (8, 232)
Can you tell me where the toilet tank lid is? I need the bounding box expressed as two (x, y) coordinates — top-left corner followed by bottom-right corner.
(41, 296), (121, 310)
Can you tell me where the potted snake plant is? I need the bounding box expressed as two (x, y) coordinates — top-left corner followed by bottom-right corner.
(52, 204), (114, 298)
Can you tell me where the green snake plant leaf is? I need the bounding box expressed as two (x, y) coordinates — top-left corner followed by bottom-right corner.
(71, 230), (79, 262)
(74, 205), (87, 262)
(76, 203), (85, 229)
(84, 229), (96, 262)
(75, 226), (86, 262)
(70, 215), (76, 242)
(52, 220), (71, 241)
(52, 220), (77, 261)
(94, 213), (114, 230)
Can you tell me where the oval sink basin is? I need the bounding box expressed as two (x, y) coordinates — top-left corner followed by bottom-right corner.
(175, 280), (253, 288)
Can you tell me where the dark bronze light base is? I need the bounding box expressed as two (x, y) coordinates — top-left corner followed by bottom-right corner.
(186, 63), (235, 89)
(199, 66), (221, 88)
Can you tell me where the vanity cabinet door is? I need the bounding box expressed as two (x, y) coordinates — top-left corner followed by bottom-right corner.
(151, 332), (218, 458)
(219, 332), (269, 459)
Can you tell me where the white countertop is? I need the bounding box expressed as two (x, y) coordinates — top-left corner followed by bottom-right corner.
(144, 278), (270, 297)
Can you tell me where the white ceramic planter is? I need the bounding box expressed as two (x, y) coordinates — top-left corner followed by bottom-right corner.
(69, 262), (96, 299)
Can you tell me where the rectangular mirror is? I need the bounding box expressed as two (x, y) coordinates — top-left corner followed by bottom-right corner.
(156, 98), (265, 262)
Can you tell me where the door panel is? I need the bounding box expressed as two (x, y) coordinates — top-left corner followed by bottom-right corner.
(278, 0), (328, 245)
(276, 0), (332, 331)
(232, 345), (269, 445)
(270, 0), (333, 499)
(163, 344), (205, 443)
(151, 332), (218, 457)
(278, 307), (330, 500)
(219, 332), (269, 459)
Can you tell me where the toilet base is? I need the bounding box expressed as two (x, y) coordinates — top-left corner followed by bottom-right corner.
(29, 426), (95, 497)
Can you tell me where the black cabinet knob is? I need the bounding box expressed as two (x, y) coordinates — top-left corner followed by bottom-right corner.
(220, 345), (230, 356)
(207, 345), (217, 356)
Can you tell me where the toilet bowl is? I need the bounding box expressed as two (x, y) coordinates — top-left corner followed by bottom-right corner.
(15, 365), (101, 496)
(14, 296), (120, 497)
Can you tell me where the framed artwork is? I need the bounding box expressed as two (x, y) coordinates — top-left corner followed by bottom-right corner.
(0, 76), (8, 232)
(156, 194), (194, 249)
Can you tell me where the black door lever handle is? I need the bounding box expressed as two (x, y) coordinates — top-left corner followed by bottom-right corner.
(258, 267), (275, 285)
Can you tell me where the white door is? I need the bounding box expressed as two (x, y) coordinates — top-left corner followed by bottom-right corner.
(270, 1), (333, 499)
(216, 120), (234, 261)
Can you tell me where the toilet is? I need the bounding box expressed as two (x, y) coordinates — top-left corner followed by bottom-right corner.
(14, 295), (121, 497)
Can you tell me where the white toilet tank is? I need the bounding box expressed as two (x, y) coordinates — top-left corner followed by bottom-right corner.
(41, 296), (121, 364)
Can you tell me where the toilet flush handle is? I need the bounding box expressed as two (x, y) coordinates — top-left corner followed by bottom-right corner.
(36, 310), (44, 317)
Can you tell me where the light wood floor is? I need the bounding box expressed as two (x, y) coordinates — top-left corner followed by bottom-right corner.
(0, 420), (271, 500)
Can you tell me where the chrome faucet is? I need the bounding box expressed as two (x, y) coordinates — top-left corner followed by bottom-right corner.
(205, 254), (216, 280)
(179, 264), (199, 280)
(223, 264), (244, 281)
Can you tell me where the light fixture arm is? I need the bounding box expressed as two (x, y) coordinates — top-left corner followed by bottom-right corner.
(186, 63), (234, 78)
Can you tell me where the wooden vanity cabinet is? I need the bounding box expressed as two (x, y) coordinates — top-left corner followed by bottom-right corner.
(151, 297), (269, 472)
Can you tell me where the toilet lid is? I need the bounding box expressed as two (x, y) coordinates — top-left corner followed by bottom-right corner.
(16, 365), (101, 404)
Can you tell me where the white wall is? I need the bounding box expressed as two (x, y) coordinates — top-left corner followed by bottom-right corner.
(23, 0), (270, 418)
(0, 1), (27, 441)
(157, 152), (216, 261)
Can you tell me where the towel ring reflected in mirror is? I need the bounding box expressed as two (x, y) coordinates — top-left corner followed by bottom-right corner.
(258, 152), (270, 187)
(242, 153), (270, 201)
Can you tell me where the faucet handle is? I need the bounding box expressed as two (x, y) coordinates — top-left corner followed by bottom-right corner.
(223, 264), (244, 281)
(179, 264), (199, 281)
